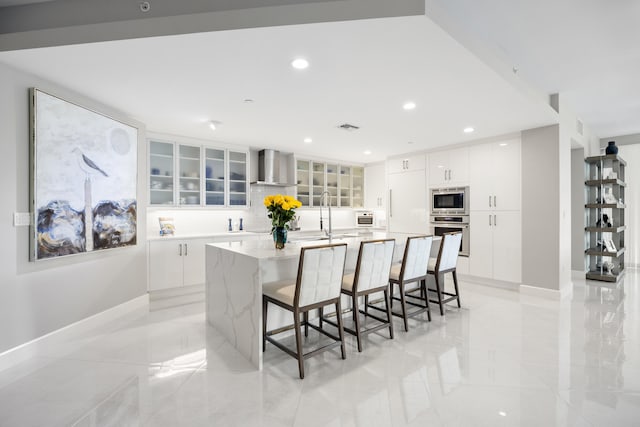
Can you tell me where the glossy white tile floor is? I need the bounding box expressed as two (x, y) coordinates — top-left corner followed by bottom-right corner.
(1, 270), (639, 427)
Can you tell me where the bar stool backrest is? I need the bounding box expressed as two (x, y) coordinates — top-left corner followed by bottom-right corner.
(400, 236), (433, 281)
(296, 243), (348, 307)
(436, 232), (462, 272)
(353, 239), (395, 292)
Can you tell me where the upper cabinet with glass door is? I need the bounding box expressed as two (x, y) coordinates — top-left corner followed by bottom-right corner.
(148, 139), (248, 208)
(205, 148), (225, 206)
(296, 160), (310, 207)
(178, 144), (201, 206)
(339, 166), (351, 207)
(352, 167), (364, 208)
(149, 141), (175, 205)
(326, 164), (338, 207)
(312, 162), (326, 207)
(228, 151), (248, 206)
(294, 157), (364, 208)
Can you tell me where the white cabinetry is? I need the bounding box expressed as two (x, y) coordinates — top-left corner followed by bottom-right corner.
(364, 163), (386, 209)
(148, 238), (208, 291)
(149, 139), (249, 208)
(388, 154), (427, 233)
(428, 147), (469, 187)
(387, 154), (426, 174)
(468, 138), (521, 283)
(469, 139), (520, 211)
(295, 159), (364, 207)
(469, 211), (521, 283)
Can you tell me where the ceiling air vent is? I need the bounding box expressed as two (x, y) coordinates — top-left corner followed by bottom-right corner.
(338, 123), (360, 131)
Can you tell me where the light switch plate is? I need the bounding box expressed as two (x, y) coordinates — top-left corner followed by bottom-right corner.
(13, 212), (32, 227)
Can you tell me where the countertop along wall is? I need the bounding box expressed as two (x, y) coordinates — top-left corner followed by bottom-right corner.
(0, 61), (147, 355)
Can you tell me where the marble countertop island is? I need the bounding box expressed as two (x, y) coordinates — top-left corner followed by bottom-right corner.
(205, 232), (437, 369)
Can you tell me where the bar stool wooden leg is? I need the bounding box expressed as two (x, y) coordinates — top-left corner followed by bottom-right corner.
(293, 309), (305, 379)
(304, 311), (309, 337)
(399, 282), (409, 332)
(319, 307), (323, 328)
(262, 297), (268, 352)
(335, 300), (346, 359)
(364, 295), (369, 315)
(353, 293), (363, 352)
(435, 273), (444, 316)
(421, 279), (432, 322)
(453, 271), (461, 307)
(384, 288), (394, 339)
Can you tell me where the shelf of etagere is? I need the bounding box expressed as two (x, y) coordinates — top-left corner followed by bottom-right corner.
(585, 178), (626, 187)
(586, 270), (625, 283)
(585, 203), (626, 209)
(585, 154), (627, 166)
(585, 226), (626, 233)
(585, 247), (625, 257)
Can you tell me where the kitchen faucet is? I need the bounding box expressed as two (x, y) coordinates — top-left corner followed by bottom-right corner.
(319, 191), (332, 239)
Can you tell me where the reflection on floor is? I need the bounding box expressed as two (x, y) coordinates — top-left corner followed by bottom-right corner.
(0, 271), (639, 426)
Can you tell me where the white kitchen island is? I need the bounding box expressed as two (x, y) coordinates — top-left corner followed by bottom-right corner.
(205, 232), (436, 369)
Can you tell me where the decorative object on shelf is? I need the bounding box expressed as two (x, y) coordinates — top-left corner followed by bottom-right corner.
(603, 189), (617, 204)
(596, 214), (612, 228)
(158, 217), (175, 236)
(605, 140), (618, 155)
(604, 239), (617, 252)
(239, 218), (243, 231)
(228, 218), (232, 232)
(264, 194), (302, 249)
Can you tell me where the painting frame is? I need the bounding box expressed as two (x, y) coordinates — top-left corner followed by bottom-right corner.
(30, 88), (139, 261)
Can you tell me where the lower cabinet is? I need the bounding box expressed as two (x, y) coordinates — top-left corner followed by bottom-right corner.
(148, 238), (208, 291)
(469, 211), (521, 283)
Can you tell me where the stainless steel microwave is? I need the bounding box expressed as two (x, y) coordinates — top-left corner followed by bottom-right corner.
(356, 211), (375, 227)
(431, 187), (469, 215)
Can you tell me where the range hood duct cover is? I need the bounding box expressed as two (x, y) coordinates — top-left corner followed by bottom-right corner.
(253, 149), (291, 186)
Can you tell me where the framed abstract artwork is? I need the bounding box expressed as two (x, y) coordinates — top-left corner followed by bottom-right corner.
(30, 88), (138, 261)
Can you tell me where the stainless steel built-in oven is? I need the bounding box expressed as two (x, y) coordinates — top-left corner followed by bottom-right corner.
(356, 211), (375, 228)
(430, 215), (470, 257)
(431, 187), (469, 215)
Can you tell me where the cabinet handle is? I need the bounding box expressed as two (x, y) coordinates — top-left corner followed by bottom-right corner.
(389, 189), (393, 217)
(178, 244), (182, 256)
(489, 196), (492, 208)
(448, 170), (452, 181)
(494, 214), (497, 226)
(444, 170), (447, 181)
(489, 215), (492, 226)
(184, 244), (188, 256)
(494, 195), (497, 208)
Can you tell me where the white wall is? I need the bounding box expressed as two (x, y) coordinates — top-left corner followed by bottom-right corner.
(521, 125), (562, 291)
(571, 148), (587, 271)
(617, 143), (640, 268)
(0, 62), (147, 354)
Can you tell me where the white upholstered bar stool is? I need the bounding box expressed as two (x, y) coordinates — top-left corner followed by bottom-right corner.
(262, 243), (348, 379)
(427, 232), (462, 315)
(388, 235), (433, 332)
(324, 239), (395, 352)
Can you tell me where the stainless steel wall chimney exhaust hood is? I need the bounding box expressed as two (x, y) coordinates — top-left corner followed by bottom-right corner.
(251, 149), (292, 186)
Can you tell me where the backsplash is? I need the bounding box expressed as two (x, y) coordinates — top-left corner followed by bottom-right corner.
(146, 186), (359, 237)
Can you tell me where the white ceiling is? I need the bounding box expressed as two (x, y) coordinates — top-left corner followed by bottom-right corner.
(0, 15), (558, 163)
(428, 0), (640, 140)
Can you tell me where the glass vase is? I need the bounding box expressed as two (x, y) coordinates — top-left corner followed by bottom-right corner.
(273, 226), (287, 249)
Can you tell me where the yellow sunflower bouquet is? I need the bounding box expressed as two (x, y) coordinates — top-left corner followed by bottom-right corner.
(264, 194), (302, 231)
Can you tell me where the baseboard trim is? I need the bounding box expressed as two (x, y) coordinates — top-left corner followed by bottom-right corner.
(519, 284), (572, 301)
(0, 294), (149, 373)
(458, 274), (520, 291)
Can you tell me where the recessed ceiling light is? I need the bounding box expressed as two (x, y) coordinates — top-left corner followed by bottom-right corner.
(243, 99), (254, 103)
(291, 58), (309, 69)
(403, 102), (416, 110)
(499, 142), (508, 146)
(303, 137), (312, 144)
(463, 127), (475, 133)
(498, 411), (507, 417)
(363, 150), (372, 155)
(209, 121), (218, 131)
